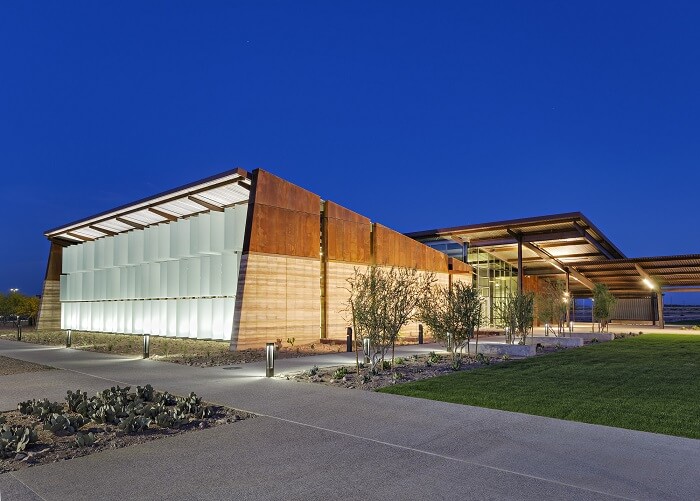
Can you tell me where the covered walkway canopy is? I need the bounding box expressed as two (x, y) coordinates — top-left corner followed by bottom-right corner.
(407, 212), (700, 297)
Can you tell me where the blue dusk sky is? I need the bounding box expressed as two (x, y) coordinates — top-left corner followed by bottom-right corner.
(1, 1), (699, 303)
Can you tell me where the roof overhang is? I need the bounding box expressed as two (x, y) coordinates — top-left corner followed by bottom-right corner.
(408, 213), (700, 296)
(45, 168), (251, 243)
(567, 255), (700, 295)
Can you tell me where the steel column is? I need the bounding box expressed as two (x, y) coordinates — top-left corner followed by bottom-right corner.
(517, 235), (523, 293)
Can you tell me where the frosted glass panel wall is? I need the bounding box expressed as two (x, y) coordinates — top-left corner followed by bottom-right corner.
(59, 204), (247, 340)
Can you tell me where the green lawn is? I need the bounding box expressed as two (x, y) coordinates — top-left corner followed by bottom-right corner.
(381, 335), (700, 439)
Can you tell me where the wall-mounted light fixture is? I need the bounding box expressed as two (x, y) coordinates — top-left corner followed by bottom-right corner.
(643, 278), (655, 289)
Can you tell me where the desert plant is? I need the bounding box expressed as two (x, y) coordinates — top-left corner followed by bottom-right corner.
(0, 424), (37, 458)
(536, 279), (568, 332)
(286, 337), (295, 347)
(418, 281), (482, 362)
(118, 415), (151, 433)
(496, 292), (534, 344)
(18, 399), (63, 420)
(43, 413), (88, 434)
(136, 384), (155, 402)
(346, 265), (435, 371)
(74, 432), (96, 448)
(593, 284), (617, 332)
(66, 390), (88, 412)
(332, 367), (348, 380)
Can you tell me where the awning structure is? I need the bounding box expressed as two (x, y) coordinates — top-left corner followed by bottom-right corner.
(45, 168), (251, 243)
(407, 212), (700, 296)
(568, 255), (700, 295)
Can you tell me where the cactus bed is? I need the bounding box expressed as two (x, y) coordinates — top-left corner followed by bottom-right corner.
(0, 385), (253, 473)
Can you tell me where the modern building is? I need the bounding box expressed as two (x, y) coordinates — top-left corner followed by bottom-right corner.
(38, 168), (470, 349)
(38, 168), (700, 349)
(408, 214), (700, 327)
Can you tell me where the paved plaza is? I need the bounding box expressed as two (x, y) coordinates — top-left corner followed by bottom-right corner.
(0, 337), (698, 500)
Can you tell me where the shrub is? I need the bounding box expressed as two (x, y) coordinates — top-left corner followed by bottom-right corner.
(502, 354), (511, 361)
(0, 424), (37, 458)
(428, 351), (440, 364)
(18, 399), (63, 420)
(74, 432), (96, 448)
(332, 367), (348, 380)
(394, 357), (404, 365)
(118, 415), (151, 433)
(381, 360), (392, 371)
(43, 413), (87, 434)
(309, 365), (319, 376)
(451, 359), (461, 371)
(591, 337), (599, 343)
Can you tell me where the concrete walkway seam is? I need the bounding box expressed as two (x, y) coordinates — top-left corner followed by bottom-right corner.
(256, 414), (637, 501)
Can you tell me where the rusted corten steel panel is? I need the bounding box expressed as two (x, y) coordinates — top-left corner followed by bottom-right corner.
(44, 241), (65, 280)
(449, 257), (472, 274)
(523, 275), (540, 294)
(251, 169), (319, 214)
(324, 201), (371, 264)
(244, 169), (320, 259)
(373, 224), (450, 272)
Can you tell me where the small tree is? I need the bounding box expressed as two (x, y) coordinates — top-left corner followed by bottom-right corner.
(345, 266), (434, 371)
(536, 280), (568, 332)
(379, 267), (435, 367)
(345, 266), (384, 374)
(497, 291), (534, 344)
(593, 283), (616, 332)
(418, 281), (482, 364)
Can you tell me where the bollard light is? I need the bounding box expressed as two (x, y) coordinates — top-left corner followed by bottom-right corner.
(346, 327), (353, 352)
(143, 334), (150, 359)
(363, 338), (370, 364)
(266, 342), (275, 377)
(66, 329), (72, 347)
(418, 324), (424, 344)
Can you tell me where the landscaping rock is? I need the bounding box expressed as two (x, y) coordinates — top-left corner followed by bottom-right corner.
(475, 343), (536, 357)
(527, 336), (583, 348)
(573, 332), (615, 342)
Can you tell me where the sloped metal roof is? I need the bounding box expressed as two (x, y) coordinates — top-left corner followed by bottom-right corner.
(45, 168), (250, 243)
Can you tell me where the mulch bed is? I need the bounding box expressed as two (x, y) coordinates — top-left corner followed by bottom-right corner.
(289, 352), (507, 391)
(289, 343), (587, 391)
(0, 356), (55, 376)
(0, 402), (254, 474)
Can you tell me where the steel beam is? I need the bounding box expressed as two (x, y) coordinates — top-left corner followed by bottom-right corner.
(517, 234), (523, 293)
(469, 229), (582, 248)
(188, 195), (224, 212)
(517, 238), (595, 290)
(573, 221), (615, 259)
(149, 207), (178, 222)
(115, 217), (145, 230)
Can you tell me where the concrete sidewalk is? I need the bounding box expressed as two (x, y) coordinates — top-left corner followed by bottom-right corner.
(1, 339), (698, 500)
